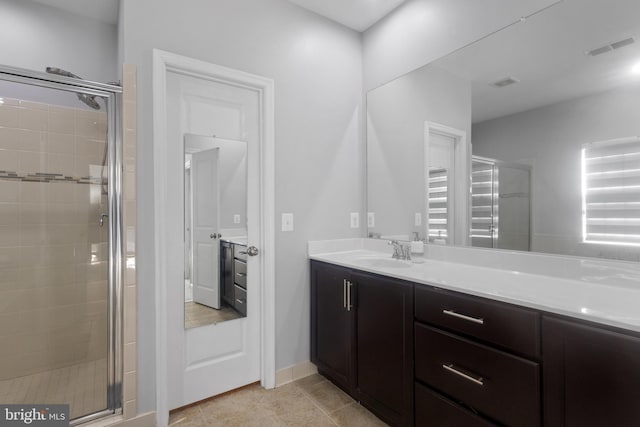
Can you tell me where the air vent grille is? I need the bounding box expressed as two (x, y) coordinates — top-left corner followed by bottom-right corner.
(586, 37), (635, 56)
(491, 77), (520, 88)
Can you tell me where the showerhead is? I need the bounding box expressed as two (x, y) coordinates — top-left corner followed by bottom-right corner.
(45, 66), (101, 110)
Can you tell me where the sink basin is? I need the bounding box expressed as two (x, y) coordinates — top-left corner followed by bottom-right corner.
(353, 256), (413, 269)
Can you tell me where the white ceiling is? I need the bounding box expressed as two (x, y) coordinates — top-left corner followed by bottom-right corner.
(29, 0), (119, 25)
(287, 0), (406, 32)
(434, 0), (640, 123)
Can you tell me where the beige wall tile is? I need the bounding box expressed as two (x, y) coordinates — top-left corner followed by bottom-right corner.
(45, 182), (76, 203)
(0, 267), (20, 291)
(0, 105), (20, 128)
(19, 203), (47, 225)
(46, 153), (75, 176)
(0, 182), (19, 202)
(124, 285), (136, 344)
(124, 342), (137, 374)
(76, 111), (106, 139)
(19, 107), (48, 131)
(123, 371), (136, 402)
(48, 107), (76, 135)
(123, 399), (138, 420)
(47, 132), (75, 154)
(0, 148), (19, 171)
(19, 182), (46, 203)
(0, 127), (45, 152)
(0, 203), (19, 225)
(0, 247), (21, 269)
(0, 225), (20, 247)
(18, 150), (46, 174)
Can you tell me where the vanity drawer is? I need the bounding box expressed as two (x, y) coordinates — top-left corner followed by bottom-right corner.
(415, 285), (540, 358)
(234, 244), (247, 261)
(234, 285), (247, 316)
(415, 324), (540, 427)
(234, 259), (247, 288)
(415, 382), (496, 427)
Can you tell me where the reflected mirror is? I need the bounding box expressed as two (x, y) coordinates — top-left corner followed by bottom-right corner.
(367, 0), (640, 261)
(184, 133), (247, 328)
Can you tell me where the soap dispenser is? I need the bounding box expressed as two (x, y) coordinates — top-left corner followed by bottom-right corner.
(411, 232), (424, 255)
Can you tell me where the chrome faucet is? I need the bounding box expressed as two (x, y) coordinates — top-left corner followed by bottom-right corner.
(389, 240), (411, 261)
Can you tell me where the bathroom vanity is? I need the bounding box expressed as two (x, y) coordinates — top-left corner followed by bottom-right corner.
(309, 239), (640, 427)
(220, 239), (248, 315)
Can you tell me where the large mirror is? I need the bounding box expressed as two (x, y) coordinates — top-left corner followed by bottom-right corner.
(367, 0), (640, 262)
(184, 134), (248, 328)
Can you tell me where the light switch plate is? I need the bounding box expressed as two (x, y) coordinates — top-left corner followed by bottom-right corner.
(415, 212), (422, 226)
(281, 213), (294, 232)
(233, 214), (241, 224)
(350, 212), (359, 229)
(367, 212), (375, 227)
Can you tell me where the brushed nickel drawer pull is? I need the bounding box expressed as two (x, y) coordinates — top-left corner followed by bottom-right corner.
(235, 272), (246, 277)
(442, 364), (484, 386)
(443, 309), (484, 324)
(343, 279), (347, 309)
(346, 280), (353, 311)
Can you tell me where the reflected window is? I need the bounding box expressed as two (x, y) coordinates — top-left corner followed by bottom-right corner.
(582, 137), (640, 246)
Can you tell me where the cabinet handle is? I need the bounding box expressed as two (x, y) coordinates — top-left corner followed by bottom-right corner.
(343, 279), (347, 308)
(347, 281), (353, 312)
(236, 272), (246, 277)
(442, 364), (484, 386)
(443, 309), (484, 325)
(235, 298), (245, 304)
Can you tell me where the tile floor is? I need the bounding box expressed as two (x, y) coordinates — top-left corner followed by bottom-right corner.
(184, 301), (244, 329)
(0, 358), (107, 420)
(168, 374), (388, 427)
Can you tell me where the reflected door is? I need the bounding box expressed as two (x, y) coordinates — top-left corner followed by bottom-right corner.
(191, 146), (220, 309)
(471, 158), (498, 248)
(427, 131), (456, 243)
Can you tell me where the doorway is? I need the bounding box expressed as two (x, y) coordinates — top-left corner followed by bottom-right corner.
(152, 50), (275, 426)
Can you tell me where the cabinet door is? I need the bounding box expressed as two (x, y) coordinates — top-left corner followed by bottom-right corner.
(353, 271), (413, 426)
(310, 261), (354, 392)
(543, 316), (640, 427)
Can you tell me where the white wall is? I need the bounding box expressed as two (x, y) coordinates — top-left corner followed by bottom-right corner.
(362, 0), (559, 91)
(119, 0), (363, 412)
(473, 84), (640, 261)
(0, 0), (118, 83)
(367, 64), (471, 240)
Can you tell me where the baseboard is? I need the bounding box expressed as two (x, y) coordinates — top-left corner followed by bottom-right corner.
(275, 361), (318, 387)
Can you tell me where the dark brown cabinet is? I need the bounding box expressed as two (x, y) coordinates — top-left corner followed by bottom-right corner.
(543, 316), (640, 427)
(310, 261), (354, 392)
(220, 241), (234, 306)
(414, 286), (541, 427)
(310, 261), (413, 426)
(311, 258), (640, 427)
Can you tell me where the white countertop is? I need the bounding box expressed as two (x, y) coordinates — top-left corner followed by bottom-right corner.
(308, 239), (640, 333)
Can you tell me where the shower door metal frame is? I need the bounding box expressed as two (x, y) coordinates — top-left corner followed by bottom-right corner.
(0, 65), (124, 424)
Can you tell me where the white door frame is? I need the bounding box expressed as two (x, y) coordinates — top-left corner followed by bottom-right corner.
(424, 121), (469, 246)
(152, 49), (275, 427)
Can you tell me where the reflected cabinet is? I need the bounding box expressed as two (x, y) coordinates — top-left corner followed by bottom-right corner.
(310, 260), (640, 426)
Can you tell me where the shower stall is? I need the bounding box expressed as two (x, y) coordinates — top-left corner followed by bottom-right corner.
(0, 65), (122, 424)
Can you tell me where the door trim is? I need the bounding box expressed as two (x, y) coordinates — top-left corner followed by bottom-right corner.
(152, 49), (275, 427)
(424, 121), (469, 246)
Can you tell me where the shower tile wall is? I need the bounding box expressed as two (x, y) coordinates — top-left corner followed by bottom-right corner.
(0, 97), (108, 380)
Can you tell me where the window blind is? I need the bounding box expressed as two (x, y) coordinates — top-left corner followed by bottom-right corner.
(582, 137), (640, 246)
(428, 168), (449, 242)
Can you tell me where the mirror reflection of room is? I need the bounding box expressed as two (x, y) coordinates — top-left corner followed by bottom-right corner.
(366, 0), (640, 262)
(183, 134), (248, 329)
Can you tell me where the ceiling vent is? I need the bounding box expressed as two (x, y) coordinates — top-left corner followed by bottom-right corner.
(586, 37), (635, 56)
(491, 77), (520, 88)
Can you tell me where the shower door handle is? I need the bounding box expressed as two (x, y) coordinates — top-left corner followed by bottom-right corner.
(100, 213), (109, 227)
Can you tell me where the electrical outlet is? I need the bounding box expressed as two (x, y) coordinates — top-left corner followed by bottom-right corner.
(281, 213), (294, 232)
(367, 212), (375, 227)
(233, 214), (241, 224)
(350, 212), (359, 229)
(415, 212), (422, 226)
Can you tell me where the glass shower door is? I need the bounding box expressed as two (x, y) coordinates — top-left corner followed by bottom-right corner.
(0, 75), (119, 422)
